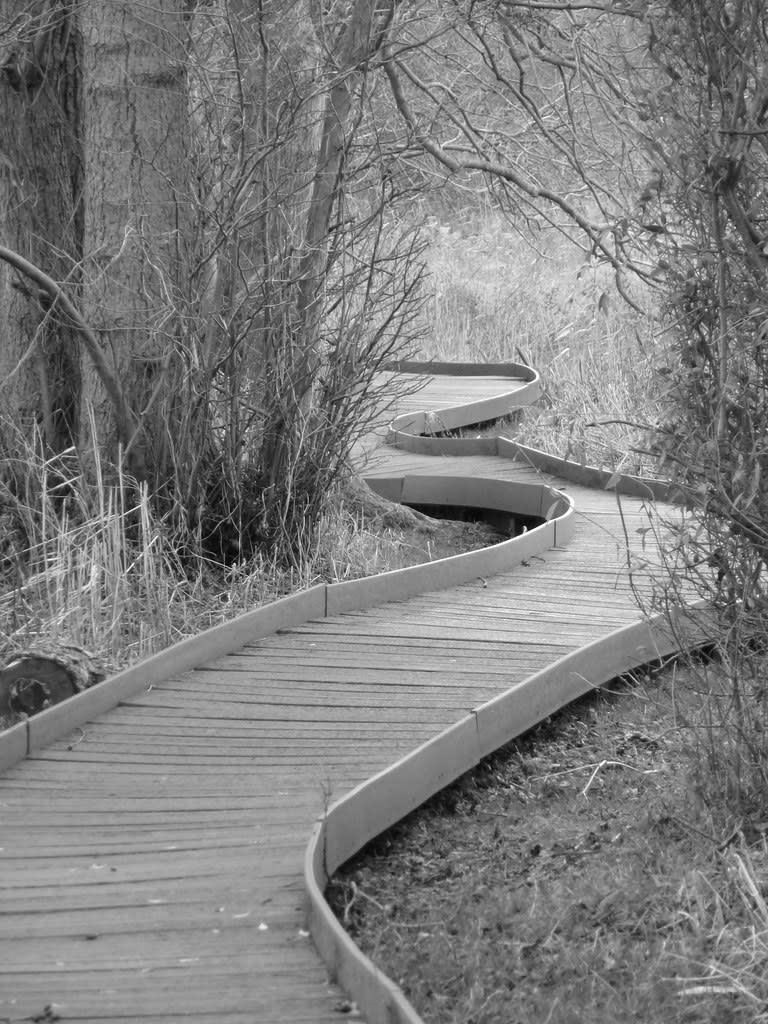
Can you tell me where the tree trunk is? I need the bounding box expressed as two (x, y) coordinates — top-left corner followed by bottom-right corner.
(78, 0), (190, 484)
(0, 1), (82, 459)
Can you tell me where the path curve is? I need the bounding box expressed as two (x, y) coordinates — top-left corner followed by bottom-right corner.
(305, 363), (708, 1024)
(0, 363), (708, 1024)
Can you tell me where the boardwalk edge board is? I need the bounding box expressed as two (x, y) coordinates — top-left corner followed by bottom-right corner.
(0, 466), (571, 768)
(0, 720), (26, 774)
(387, 382), (682, 507)
(498, 439), (687, 503)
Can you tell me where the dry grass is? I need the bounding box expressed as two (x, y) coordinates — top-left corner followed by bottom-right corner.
(0, 448), (319, 676)
(420, 216), (661, 473)
(0, 486), (392, 678)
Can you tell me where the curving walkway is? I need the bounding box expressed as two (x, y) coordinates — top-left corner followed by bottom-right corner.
(0, 364), (705, 1024)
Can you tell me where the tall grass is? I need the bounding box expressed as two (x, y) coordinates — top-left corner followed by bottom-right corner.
(420, 216), (661, 473)
(0, 443), (307, 673)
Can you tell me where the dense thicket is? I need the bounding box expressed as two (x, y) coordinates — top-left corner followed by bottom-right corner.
(632, 0), (768, 814)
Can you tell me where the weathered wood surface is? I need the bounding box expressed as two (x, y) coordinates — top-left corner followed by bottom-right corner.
(0, 366), (684, 1024)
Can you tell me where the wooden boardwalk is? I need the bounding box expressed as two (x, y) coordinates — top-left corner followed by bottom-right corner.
(0, 364), (689, 1024)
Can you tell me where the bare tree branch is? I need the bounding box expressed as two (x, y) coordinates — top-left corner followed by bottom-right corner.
(382, 51), (647, 297)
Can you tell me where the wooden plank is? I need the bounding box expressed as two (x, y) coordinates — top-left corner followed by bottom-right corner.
(0, 844), (309, 880)
(113, 675), (516, 701)
(348, 606), (634, 627)
(76, 690), (500, 715)
(0, 982), (352, 1018)
(0, 797), (318, 818)
(0, 774), (366, 796)
(419, 587), (638, 609)
(26, 736), (421, 757)
(104, 704), (459, 726)
(0, 876), (304, 911)
(0, 901), (321, 938)
(246, 624), (571, 645)
(0, 1011), (340, 1024)
(160, 662), (548, 683)
(19, 726), (434, 750)
(26, 728), (415, 749)
(335, 604), (632, 627)
(16, 1016), (344, 1024)
(282, 620), (591, 644)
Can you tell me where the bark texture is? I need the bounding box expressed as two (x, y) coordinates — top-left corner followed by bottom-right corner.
(79, 0), (190, 482)
(0, 0), (82, 456)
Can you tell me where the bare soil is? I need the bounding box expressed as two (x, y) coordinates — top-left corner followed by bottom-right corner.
(328, 664), (768, 1024)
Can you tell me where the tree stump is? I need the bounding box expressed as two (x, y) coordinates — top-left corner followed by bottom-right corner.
(0, 645), (106, 722)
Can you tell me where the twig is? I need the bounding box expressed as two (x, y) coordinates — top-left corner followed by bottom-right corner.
(581, 758), (659, 798)
(342, 880), (388, 925)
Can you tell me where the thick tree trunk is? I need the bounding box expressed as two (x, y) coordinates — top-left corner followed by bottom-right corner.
(78, 0), (190, 484)
(0, 1), (82, 458)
